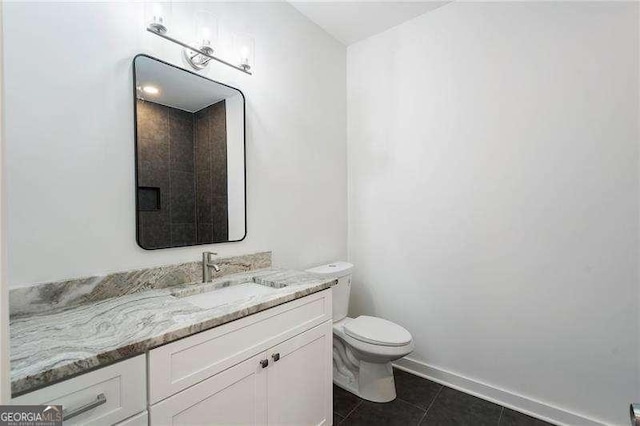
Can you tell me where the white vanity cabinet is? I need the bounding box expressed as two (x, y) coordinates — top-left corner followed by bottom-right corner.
(151, 321), (332, 426)
(149, 289), (333, 426)
(12, 289), (333, 426)
(11, 355), (147, 426)
(115, 412), (149, 426)
(266, 321), (333, 426)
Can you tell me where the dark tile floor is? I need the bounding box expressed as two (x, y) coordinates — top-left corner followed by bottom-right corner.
(333, 368), (554, 426)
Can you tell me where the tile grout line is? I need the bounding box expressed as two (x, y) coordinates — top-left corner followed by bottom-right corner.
(417, 409), (429, 425)
(396, 396), (429, 413)
(417, 384), (444, 425)
(340, 399), (364, 424)
(392, 397), (428, 425)
(425, 385), (444, 414)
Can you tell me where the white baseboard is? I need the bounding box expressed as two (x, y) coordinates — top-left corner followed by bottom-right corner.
(393, 357), (606, 426)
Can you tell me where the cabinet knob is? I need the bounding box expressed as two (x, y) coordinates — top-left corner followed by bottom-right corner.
(260, 359), (269, 368)
(272, 353), (280, 362)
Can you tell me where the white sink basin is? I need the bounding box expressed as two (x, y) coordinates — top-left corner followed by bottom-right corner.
(179, 282), (276, 309)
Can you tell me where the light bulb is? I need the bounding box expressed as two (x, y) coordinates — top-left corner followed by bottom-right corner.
(233, 34), (254, 71)
(201, 27), (211, 46)
(195, 11), (217, 51)
(240, 46), (249, 65)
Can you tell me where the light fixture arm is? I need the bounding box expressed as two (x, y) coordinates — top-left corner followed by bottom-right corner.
(146, 27), (252, 75)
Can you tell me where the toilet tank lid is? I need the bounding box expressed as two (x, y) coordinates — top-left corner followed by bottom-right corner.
(305, 261), (354, 278)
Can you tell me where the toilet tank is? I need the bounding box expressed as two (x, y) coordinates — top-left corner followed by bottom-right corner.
(305, 262), (354, 322)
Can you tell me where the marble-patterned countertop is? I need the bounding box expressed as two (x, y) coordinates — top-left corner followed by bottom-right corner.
(10, 268), (335, 396)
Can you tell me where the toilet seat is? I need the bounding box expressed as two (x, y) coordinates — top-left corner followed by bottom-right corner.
(343, 316), (412, 347)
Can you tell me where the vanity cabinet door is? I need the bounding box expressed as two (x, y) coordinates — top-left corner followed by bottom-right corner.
(267, 320), (333, 426)
(150, 352), (268, 426)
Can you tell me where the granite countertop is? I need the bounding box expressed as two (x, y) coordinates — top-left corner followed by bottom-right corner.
(10, 268), (335, 396)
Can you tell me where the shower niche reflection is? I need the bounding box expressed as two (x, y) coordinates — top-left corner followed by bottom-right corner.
(134, 55), (246, 249)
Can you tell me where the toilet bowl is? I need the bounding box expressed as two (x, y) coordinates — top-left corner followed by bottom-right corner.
(333, 316), (414, 402)
(306, 262), (414, 403)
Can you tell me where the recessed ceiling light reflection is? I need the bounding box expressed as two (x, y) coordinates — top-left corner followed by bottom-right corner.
(142, 85), (160, 95)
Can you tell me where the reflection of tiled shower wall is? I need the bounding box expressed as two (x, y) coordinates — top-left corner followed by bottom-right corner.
(136, 99), (228, 249)
(195, 102), (229, 243)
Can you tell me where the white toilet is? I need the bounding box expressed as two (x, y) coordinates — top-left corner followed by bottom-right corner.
(306, 262), (414, 403)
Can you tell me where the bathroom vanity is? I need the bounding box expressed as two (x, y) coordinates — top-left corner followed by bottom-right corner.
(9, 260), (335, 425)
(6, 52), (335, 425)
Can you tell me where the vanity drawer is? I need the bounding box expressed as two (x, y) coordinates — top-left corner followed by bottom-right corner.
(115, 411), (148, 426)
(149, 289), (331, 403)
(12, 355), (146, 426)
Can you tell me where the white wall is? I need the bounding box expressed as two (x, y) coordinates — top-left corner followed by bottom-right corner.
(348, 2), (638, 425)
(226, 93), (245, 241)
(4, 1), (347, 287)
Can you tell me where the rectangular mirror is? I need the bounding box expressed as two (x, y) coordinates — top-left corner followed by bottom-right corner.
(133, 55), (246, 249)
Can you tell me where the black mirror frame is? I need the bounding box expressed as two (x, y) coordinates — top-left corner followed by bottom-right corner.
(132, 53), (247, 250)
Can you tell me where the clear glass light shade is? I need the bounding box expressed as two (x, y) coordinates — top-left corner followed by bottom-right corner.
(233, 34), (255, 72)
(145, 2), (171, 34)
(195, 10), (218, 51)
(217, 20), (234, 60)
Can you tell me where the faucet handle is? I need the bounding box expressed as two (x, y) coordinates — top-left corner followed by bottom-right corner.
(203, 251), (218, 261)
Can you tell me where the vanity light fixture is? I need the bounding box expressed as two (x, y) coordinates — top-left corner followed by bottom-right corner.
(146, 3), (168, 35)
(145, 10), (253, 75)
(233, 34), (255, 72)
(183, 11), (218, 70)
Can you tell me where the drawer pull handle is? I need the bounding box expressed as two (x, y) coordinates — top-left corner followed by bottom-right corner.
(272, 353), (280, 362)
(63, 393), (107, 421)
(260, 359), (269, 368)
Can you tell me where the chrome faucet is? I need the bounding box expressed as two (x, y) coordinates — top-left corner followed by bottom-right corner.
(202, 252), (221, 283)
